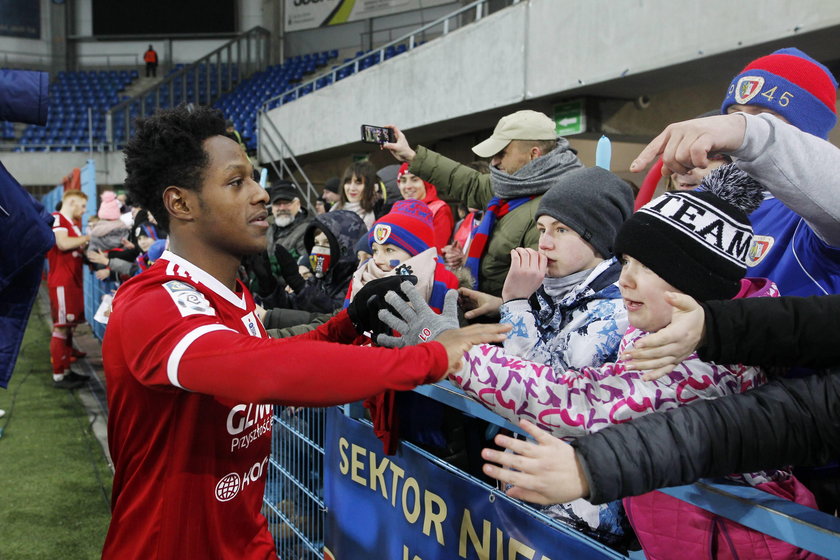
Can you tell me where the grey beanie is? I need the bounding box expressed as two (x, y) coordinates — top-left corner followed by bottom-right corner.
(536, 167), (634, 258)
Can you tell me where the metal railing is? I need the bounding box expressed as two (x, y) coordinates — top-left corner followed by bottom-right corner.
(256, 0), (519, 203)
(267, 377), (840, 560)
(105, 27), (271, 147)
(259, 0), (516, 116)
(256, 115), (319, 214)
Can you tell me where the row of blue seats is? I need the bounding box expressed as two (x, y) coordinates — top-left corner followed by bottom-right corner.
(57, 69), (138, 79)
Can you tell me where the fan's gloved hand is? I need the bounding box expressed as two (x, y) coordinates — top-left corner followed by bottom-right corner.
(376, 282), (459, 348)
(346, 275), (418, 336)
(274, 243), (306, 293)
(245, 250), (277, 297)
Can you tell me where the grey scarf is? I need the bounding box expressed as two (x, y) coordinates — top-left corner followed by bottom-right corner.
(490, 137), (583, 199)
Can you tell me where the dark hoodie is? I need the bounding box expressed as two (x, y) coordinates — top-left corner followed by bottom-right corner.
(289, 209), (367, 314)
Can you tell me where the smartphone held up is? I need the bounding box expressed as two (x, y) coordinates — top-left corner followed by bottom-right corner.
(361, 124), (395, 144)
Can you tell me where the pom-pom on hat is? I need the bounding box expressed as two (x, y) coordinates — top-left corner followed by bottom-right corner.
(615, 164), (764, 302)
(721, 47), (838, 139)
(368, 199), (434, 257)
(98, 190), (122, 220)
(536, 167), (634, 259)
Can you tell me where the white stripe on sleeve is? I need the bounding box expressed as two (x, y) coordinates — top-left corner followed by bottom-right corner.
(166, 324), (236, 389)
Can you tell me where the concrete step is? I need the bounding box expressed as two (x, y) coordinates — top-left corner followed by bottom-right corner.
(122, 76), (164, 98)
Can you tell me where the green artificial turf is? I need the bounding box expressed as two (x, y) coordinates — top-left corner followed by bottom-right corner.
(0, 306), (113, 559)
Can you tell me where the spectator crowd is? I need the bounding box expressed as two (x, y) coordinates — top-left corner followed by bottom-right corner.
(44, 47), (840, 558)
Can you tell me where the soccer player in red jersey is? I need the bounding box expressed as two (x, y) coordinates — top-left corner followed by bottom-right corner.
(101, 105), (508, 559)
(46, 189), (92, 389)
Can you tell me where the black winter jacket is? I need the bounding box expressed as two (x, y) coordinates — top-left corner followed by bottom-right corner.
(572, 294), (840, 504)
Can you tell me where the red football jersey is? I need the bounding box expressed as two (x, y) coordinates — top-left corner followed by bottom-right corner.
(102, 250), (447, 559)
(46, 212), (84, 288)
(102, 251), (276, 559)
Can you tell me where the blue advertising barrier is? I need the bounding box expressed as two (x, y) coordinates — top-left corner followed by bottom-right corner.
(323, 407), (624, 560)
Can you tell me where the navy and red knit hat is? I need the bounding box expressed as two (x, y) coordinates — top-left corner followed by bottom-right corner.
(721, 47), (838, 139)
(368, 199), (434, 256)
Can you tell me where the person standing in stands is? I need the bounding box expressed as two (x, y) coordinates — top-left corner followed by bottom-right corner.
(143, 45), (159, 78)
(396, 163), (453, 252)
(385, 110), (582, 296)
(101, 104), (510, 559)
(47, 190), (91, 389)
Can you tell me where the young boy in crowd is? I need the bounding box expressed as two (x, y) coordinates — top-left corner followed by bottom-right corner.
(718, 47), (839, 298)
(101, 105), (508, 559)
(381, 166), (817, 558)
(346, 199), (460, 455)
(493, 166), (633, 373)
(395, 163), (454, 253)
(346, 198), (459, 313)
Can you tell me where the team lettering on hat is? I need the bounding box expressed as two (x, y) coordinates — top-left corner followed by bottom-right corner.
(640, 193), (754, 266)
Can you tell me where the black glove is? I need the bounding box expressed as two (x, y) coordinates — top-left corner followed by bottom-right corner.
(274, 243), (306, 293)
(244, 251), (277, 298)
(347, 274), (417, 336)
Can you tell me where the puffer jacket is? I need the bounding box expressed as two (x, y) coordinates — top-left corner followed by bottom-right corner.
(1, 162), (54, 388)
(410, 146), (541, 296)
(501, 258), (627, 372)
(498, 257), (630, 548)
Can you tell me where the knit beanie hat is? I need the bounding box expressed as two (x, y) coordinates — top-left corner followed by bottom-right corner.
(98, 191), (121, 220)
(355, 233), (371, 255)
(536, 167), (634, 259)
(323, 176), (340, 194)
(368, 199), (434, 256)
(721, 47), (838, 139)
(615, 165), (764, 302)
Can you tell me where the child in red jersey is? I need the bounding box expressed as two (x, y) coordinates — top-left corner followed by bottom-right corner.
(102, 105), (508, 559)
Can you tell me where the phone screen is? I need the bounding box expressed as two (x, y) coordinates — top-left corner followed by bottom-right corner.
(361, 125), (395, 144)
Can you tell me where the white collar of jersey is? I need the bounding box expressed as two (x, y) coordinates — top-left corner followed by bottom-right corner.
(160, 250), (247, 310)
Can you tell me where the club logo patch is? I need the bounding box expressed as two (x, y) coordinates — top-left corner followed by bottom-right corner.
(241, 311), (262, 338)
(746, 235), (774, 267)
(373, 224), (392, 245)
(163, 280), (216, 317)
(734, 76), (765, 104)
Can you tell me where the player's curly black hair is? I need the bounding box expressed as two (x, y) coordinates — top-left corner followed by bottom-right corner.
(123, 104), (229, 232)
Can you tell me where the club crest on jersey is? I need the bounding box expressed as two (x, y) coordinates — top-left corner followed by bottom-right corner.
(734, 76), (765, 104)
(373, 224), (392, 245)
(163, 280), (216, 317)
(746, 235), (774, 267)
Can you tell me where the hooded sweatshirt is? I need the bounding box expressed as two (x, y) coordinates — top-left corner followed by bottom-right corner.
(288, 210), (367, 314)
